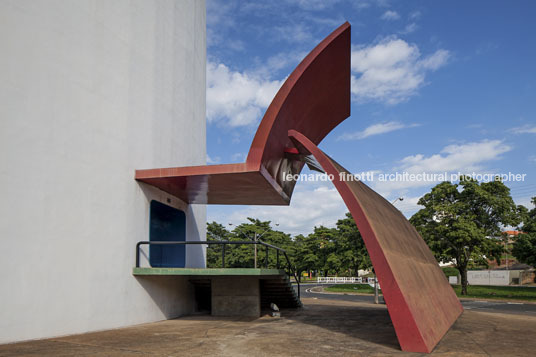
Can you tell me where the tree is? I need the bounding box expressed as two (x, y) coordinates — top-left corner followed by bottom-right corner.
(206, 218), (293, 269)
(206, 221), (230, 268)
(292, 234), (321, 281)
(410, 179), (519, 295)
(206, 214), (374, 280)
(512, 197), (536, 269)
(335, 213), (371, 276)
(309, 226), (338, 276)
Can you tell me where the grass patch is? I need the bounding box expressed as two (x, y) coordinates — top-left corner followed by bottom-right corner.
(452, 285), (536, 301)
(324, 283), (536, 301)
(442, 267), (459, 277)
(324, 284), (380, 294)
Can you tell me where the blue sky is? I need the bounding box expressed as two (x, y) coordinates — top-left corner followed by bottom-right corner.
(205, 0), (536, 235)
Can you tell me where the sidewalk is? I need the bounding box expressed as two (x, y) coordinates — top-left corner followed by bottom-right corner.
(1, 298), (536, 356)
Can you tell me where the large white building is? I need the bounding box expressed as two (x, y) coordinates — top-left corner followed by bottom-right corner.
(0, 0), (206, 343)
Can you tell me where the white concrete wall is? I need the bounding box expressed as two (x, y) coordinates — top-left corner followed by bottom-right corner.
(0, 0), (206, 343)
(467, 270), (512, 286)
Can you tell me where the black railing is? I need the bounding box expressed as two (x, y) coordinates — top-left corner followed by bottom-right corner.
(135, 240), (300, 299)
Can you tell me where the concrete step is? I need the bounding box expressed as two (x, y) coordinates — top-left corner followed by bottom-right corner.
(260, 276), (301, 309)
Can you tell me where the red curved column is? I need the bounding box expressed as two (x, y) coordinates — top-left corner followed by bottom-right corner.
(288, 129), (463, 353)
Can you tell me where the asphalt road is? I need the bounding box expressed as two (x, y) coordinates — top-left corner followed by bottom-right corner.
(298, 284), (536, 316)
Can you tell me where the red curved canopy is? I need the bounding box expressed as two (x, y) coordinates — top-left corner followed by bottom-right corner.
(136, 22), (351, 205)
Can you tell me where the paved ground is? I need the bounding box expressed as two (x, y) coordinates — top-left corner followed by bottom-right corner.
(1, 297), (536, 356)
(300, 284), (536, 316)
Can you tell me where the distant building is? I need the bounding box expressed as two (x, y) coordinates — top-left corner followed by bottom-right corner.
(503, 230), (524, 242)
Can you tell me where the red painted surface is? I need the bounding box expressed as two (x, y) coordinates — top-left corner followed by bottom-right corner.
(136, 21), (463, 352)
(284, 148), (299, 155)
(288, 129), (463, 353)
(135, 22), (351, 204)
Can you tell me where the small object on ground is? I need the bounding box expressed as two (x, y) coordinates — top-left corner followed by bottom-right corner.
(270, 302), (281, 317)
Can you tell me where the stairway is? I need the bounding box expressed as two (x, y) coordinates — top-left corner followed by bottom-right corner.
(260, 275), (302, 309)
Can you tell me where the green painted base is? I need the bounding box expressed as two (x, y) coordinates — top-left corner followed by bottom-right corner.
(133, 267), (286, 276)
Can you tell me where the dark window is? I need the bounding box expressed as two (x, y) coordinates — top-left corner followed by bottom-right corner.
(149, 200), (186, 267)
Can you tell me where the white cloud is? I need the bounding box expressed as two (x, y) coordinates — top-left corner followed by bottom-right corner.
(381, 10), (400, 20)
(206, 61), (283, 127)
(287, 0), (342, 11)
(231, 152), (247, 162)
(409, 10), (421, 20)
(206, 0), (236, 48)
(257, 51), (307, 77)
(371, 139), (512, 194)
(207, 154), (220, 164)
(399, 140), (511, 174)
(514, 196), (536, 209)
(208, 140), (511, 233)
(339, 121), (419, 140)
(419, 49), (450, 70)
(392, 195), (423, 217)
(399, 22), (418, 34)
(351, 38), (450, 104)
(509, 125), (536, 134)
(219, 182), (347, 236)
(273, 23), (313, 44)
(353, 1), (371, 10)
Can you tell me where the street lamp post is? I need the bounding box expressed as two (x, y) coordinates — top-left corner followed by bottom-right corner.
(374, 273), (379, 304)
(254, 232), (257, 268)
(391, 197), (404, 205)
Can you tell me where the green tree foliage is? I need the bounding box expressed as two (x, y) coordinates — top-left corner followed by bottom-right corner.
(410, 179), (520, 295)
(206, 221), (230, 268)
(206, 218), (293, 269)
(206, 213), (372, 281)
(512, 197), (536, 269)
(335, 213), (372, 276)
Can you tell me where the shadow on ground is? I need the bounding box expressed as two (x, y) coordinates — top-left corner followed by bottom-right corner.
(1, 297), (536, 356)
(282, 300), (400, 350)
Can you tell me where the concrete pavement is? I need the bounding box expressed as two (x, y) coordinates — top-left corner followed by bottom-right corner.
(1, 297), (536, 356)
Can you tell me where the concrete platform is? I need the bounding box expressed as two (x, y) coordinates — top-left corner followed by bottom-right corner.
(1, 298), (535, 356)
(133, 268), (301, 317)
(132, 267), (284, 276)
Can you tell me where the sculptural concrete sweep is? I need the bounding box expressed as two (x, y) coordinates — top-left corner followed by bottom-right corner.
(136, 22), (463, 353)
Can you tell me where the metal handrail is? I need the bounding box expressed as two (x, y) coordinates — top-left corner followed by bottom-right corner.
(135, 240), (300, 299)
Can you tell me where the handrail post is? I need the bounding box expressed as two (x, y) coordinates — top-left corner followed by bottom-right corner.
(296, 265), (300, 299)
(222, 244), (226, 268)
(288, 262), (291, 277)
(136, 242), (141, 268)
(276, 250), (280, 269)
(265, 245), (269, 268)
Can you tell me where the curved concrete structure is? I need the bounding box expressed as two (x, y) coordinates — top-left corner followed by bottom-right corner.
(1, 0), (206, 344)
(288, 130), (463, 353)
(136, 21), (462, 353)
(136, 22), (351, 205)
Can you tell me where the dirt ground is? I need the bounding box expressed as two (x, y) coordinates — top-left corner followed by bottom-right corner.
(1, 297), (536, 356)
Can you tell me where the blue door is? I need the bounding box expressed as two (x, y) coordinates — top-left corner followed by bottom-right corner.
(149, 200), (186, 267)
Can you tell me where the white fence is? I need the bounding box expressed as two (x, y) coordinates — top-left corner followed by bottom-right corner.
(317, 277), (376, 284)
